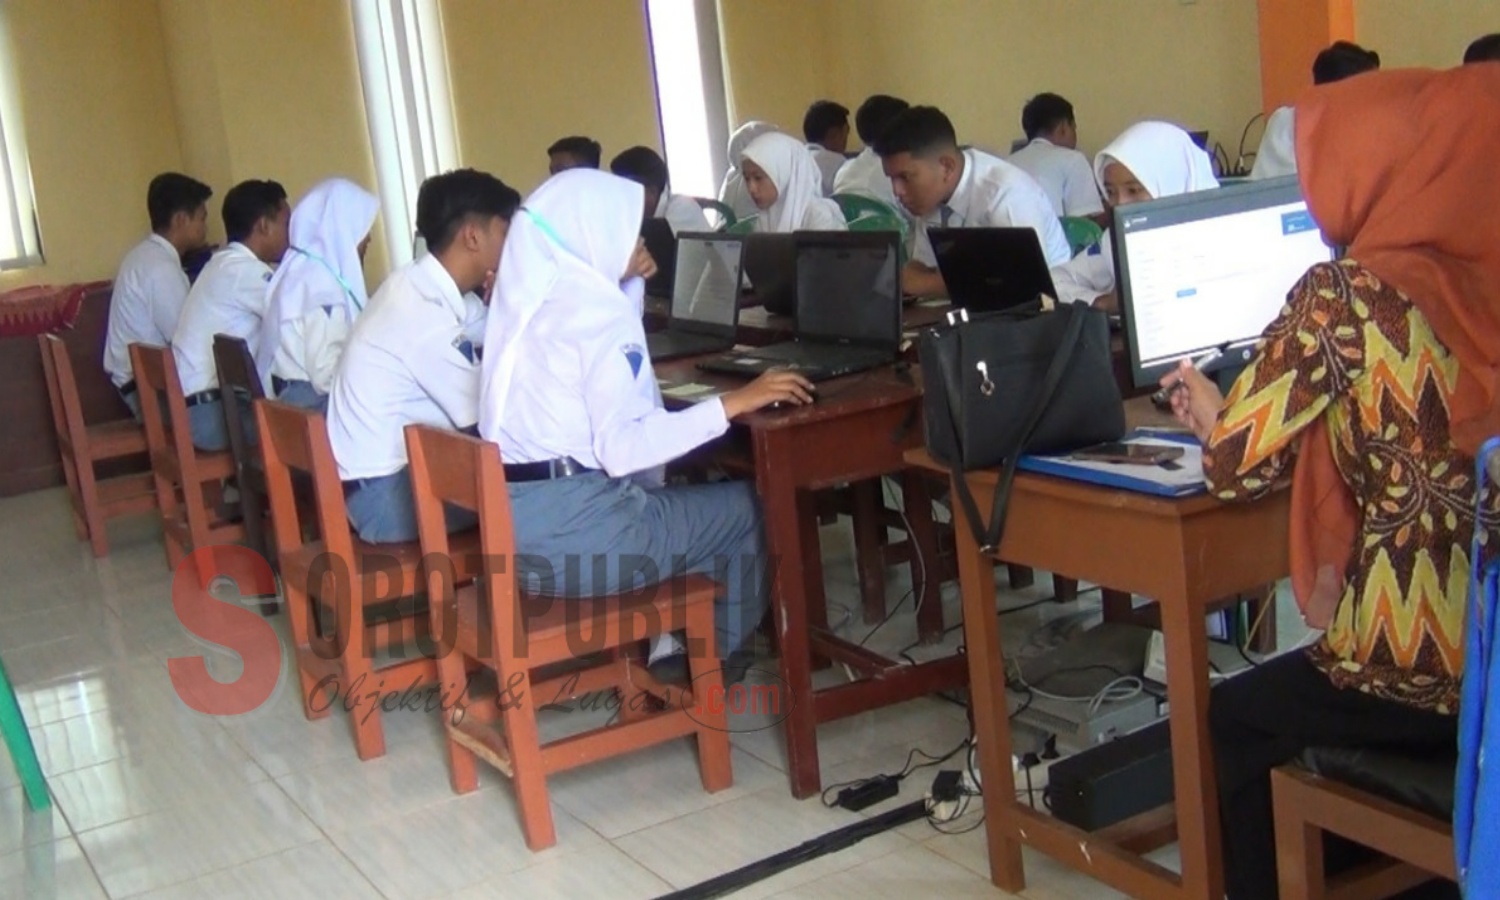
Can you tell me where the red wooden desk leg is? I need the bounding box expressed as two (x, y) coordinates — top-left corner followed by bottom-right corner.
(901, 470), (945, 643)
(756, 430), (822, 798)
(953, 483), (1027, 893)
(851, 479), (887, 625)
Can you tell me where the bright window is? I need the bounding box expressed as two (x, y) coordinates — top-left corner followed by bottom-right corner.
(646, 0), (730, 200)
(0, 5), (42, 270)
(351, 0), (459, 267)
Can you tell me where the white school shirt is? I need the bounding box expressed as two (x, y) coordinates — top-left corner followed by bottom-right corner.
(103, 234), (189, 387)
(1049, 237), (1115, 307)
(1008, 138), (1105, 218)
(326, 253), (481, 481)
(269, 282), (357, 394)
(1251, 106), (1297, 180)
(808, 144), (846, 195)
(657, 192), (713, 235)
(487, 290), (728, 476)
(170, 243), (274, 396)
(832, 147), (901, 211)
(911, 149), (1073, 269)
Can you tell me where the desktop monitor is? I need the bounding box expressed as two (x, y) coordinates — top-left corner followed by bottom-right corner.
(1114, 175), (1335, 388)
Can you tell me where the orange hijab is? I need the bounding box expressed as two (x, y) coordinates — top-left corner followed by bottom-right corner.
(1289, 65), (1500, 624)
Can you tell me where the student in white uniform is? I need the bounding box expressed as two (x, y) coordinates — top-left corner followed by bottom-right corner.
(741, 132), (848, 233)
(802, 100), (850, 196)
(1008, 93), (1104, 221)
(547, 136), (602, 176)
(1050, 121), (1219, 312)
(609, 146), (712, 234)
(171, 180), (290, 450)
(328, 169), (520, 544)
(1466, 33), (1500, 63)
(874, 106), (1072, 297)
(256, 178), (379, 412)
(480, 169), (813, 684)
(718, 121), (779, 221)
(832, 94), (909, 211)
(103, 172), (213, 419)
(1252, 41), (1380, 180)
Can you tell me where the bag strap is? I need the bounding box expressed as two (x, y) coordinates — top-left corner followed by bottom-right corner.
(943, 307), (1091, 554)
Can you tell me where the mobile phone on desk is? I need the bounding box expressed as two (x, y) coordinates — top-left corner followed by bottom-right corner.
(1069, 442), (1185, 466)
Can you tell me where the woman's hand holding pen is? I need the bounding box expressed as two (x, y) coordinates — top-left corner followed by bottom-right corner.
(1159, 359), (1224, 443)
(721, 370), (816, 418)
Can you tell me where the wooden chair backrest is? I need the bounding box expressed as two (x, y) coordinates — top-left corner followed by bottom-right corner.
(253, 399), (356, 568)
(129, 343), (202, 487)
(212, 334), (264, 476)
(37, 334), (86, 458)
(404, 424), (522, 665)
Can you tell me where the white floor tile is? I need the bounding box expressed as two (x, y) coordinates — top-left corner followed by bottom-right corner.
(447, 842), (671, 900)
(763, 843), (1014, 899)
(0, 837), (108, 900)
(129, 841), (384, 900)
(0, 783), (67, 856)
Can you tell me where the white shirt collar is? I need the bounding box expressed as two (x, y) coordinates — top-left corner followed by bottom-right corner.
(1028, 137), (1056, 149)
(413, 251), (467, 321)
(941, 149), (979, 221)
(148, 233), (180, 257)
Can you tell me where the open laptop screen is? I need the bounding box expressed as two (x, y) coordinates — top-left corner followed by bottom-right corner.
(794, 232), (901, 349)
(670, 233), (743, 329)
(1115, 175), (1334, 387)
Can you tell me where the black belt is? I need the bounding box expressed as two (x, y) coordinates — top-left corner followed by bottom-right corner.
(271, 376), (291, 394)
(119, 379), (138, 396)
(503, 457), (597, 483)
(184, 389), (222, 409)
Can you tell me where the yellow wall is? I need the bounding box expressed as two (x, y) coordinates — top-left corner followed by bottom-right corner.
(0, 0), (182, 289)
(443, 0), (663, 194)
(818, 0), (1263, 161)
(719, 0), (837, 138)
(155, 0), (389, 282)
(1356, 0), (1496, 68)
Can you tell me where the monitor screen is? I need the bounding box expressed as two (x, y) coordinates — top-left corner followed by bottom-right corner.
(670, 234), (742, 327)
(1116, 176), (1334, 388)
(794, 232), (901, 348)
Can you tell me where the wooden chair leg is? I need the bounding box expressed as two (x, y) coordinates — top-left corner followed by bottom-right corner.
(901, 470), (946, 642)
(284, 576), (329, 721)
(687, 603), (733, 794)
(59, 453), (89, 543)
(1102, 588), (1134, 622)
(850, 480), (887, 625)
(1007, 565), (1035, 589)
(1272, 769), (1326, 900)
(436, 654), (480, 793)
(500, 670), (556, 851)
(1053, 575), (1079, 603)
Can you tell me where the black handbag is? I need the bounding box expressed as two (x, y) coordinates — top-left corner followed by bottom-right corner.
(918, 302), (1125, 552)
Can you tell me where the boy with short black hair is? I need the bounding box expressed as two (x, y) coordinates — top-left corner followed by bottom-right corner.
(1253, 41), (1380, 180)
(832, 94), (909, 211)
(802, 100), (850, 195)
(547, 136), (602, 175)
(610, 146), (711, 234)
(1008, 92), (1104, 220)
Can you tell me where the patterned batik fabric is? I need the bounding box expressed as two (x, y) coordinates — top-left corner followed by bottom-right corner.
(1204, 259), (1500, 714)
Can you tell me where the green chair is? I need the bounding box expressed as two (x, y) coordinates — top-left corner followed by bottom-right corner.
(831, 193), (902, 224)
(692, 197), (737, 231)
(0, 654), (49, 810)
(1061, 216), (1104, 257)
(726, 215), (758, 235)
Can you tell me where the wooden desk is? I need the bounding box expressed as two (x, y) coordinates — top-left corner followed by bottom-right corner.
(906, 443), (1290, 900)
(657, 359), (968, 798)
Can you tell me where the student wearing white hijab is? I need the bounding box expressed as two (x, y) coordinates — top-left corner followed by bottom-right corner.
(717, 121), (779, 221)
(1050, 121), (1220, 311)
(479, 169), (812, 684)
(257, 178), (380, 411)
(740, 132), (848, 233)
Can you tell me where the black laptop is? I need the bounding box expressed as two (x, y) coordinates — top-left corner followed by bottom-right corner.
(641, 218), (678, 299)
(645, 233), (745, 362)
(929, 227), (1058, 313)
(696, 231), (902, 382)
(741, 232), (798, 316)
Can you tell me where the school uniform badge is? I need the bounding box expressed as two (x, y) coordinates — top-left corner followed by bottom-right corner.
(622, 343), (645, 378)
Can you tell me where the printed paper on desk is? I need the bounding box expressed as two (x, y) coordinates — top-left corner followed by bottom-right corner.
(1017, 435), (1206, 497)
(659, 381), (726, 402)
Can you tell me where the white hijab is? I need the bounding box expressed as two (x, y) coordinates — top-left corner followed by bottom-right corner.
(719, 121), (779, 218)
(255, 178), (379, 377)
(1093, 121), (1220, 200)
(480, 170), (643, 436)
(742, 131), (842, 233)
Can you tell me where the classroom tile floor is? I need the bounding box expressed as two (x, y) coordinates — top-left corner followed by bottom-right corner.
(0, 486), (1306, 899)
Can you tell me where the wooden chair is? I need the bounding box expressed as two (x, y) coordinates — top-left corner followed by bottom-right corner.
(37, 334), (154, 556)
(1272, 749), (1456, 900)
(213, 334), (277, 615)
(130, 344), (244, 588)
(404, 424), (733, 850)
(255, 400), (480, 760)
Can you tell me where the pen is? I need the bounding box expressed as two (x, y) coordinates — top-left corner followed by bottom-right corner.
(1152, 344), (1229, 406)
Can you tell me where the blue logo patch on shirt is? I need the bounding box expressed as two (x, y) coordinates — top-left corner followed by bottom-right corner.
(623, 344), (645, 379)
(454, 338), (477, 365)
(1087, 242), (1103, 256)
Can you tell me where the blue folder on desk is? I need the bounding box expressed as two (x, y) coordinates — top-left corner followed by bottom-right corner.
(1016, 431), (1207, 498)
